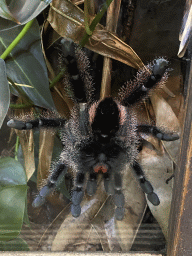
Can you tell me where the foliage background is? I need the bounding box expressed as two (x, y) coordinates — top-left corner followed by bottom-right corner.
(0, 0), (185, 252)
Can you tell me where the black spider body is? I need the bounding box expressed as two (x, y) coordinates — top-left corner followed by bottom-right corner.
(7, 53), (179, 220)
(56, 97), (138, 219)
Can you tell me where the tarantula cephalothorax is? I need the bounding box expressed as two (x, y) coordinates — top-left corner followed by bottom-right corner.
(7, 51), (179, 221)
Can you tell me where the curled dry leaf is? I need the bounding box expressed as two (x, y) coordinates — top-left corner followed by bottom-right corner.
(37, 129), (55, 187)
(49, 168), (146, 252)
(16, 129), (35, 181)
(150, 93), (181, 164)
(14, 106), (35, 181)
(51, 85), (72, 118)
(140, 92), (181, 240)
(47, 0), (144, 70)
(51, 178), (108, 251)
(92, 199), (122, 252)
(139, 146), (174, 241)
(115, 165), (146, 251)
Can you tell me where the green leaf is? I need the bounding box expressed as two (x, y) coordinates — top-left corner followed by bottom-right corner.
(0, 17), (20, 32)
(0, 157), (28, 241)
(0, 19), (56, 110)
(0, 59), (10, 128)
(0, 237), (29, 251)
(0, 157), (27, 186)
(0, 0), (51, 25)
(23, 195), (30, 228)
(0, 0), (18, 23)
(18, 131), (63, 184)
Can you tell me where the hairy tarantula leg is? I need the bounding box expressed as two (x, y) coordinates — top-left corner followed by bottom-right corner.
(132, 161), (160, 206)
(137, 124), (180, 141)
(103, 172), (115, 195)
(32, 162), (67, 208)
(86, 172), (97, 196)
(113, 173), (125, 221)
(122, 58), (168, 106)
(7, 118), (66, 130)
(71, 171), (85, 217)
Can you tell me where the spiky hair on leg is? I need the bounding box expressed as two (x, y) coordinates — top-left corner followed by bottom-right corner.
(75, 46), (95, 105)
(7, 110), (66, 131)
(57, 45), (95, 105)
(118, 58), (169, 107)
(57, 52), (78, 103)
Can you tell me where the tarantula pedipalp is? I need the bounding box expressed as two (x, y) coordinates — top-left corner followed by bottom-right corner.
(7, 53), (179, 221)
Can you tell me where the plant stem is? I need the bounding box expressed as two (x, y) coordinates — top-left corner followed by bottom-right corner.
(15, 135), (20, 161)
(49, 66), (67, 89)
(84, 0), (93, 36)
(0, 19), (35, 60)
(80, 0), (114, 47)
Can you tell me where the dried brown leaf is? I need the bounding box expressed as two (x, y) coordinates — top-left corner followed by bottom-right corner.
(51, 86), (71, 118)
(47, 0), (144, 70)
(71, 0), (84, 5)
(139, 146), (174, 240)
(14, 105), (35, 180)
(140, 133), (164, 154)
(103, 216), (122, 251)
(92, 199), (122, 251)
(115, 165), (146, 251)
(51, 178), (108, 251)
(100, 57), (112, 99)
(49, 165), (147, 252)
(37, 129), (55, 186)
(150, 93), (181, 164)
(41, 21), (57, 80)
(42, 21), (61, 53)
(16, 129), (35, 181)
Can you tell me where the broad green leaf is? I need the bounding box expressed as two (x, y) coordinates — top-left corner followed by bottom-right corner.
(0, 59), (10, 128)
(0, 0), (52, 26)
(0, 17), (20, 32)
(0, 19), (56, 110)
(0, 157), (28, 241)
(0, 237), (29, 251)
(0, 0), (18, 23)
(23, 196), (30, 228)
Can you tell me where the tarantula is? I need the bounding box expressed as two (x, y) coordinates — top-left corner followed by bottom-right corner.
(7, 48), (179, 220)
